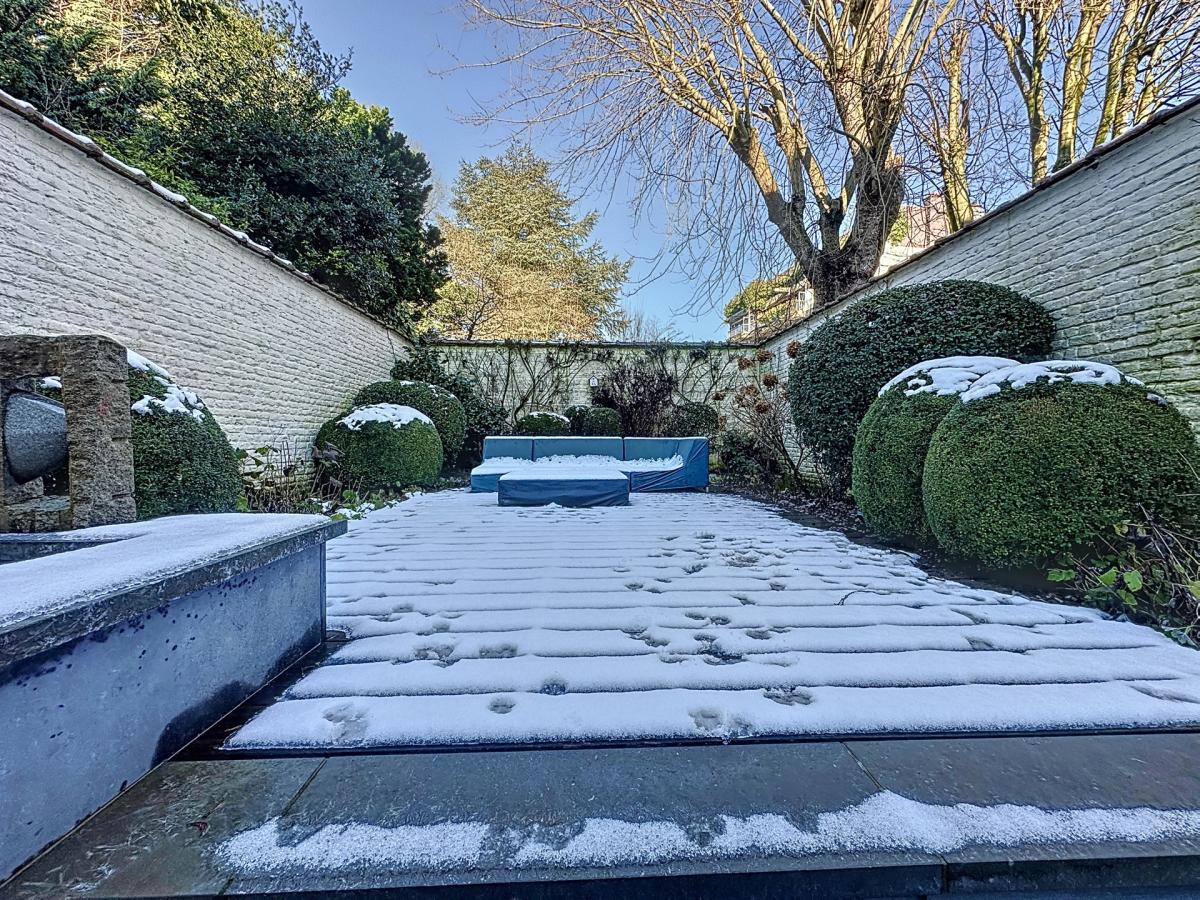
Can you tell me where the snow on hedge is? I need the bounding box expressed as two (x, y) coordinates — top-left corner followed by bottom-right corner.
(127, 349), (207, 423)
(216, 790), (1200, 874)
(527, 411), (570, 423)
(962, 360), (1143, 404)
(338, 404), (433, 431)
(878, 357), (1018, 398)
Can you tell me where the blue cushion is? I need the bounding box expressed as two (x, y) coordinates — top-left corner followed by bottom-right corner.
(498, 467), (629, 507)
(622, 437), (709, 491)
(532, 437), (623, 460)
(483, 436), (533, 460)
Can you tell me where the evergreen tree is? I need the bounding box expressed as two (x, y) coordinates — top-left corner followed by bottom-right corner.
(426, 145), (629, 340)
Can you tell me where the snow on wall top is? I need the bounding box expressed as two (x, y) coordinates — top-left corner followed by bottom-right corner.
(962, 360), (1144, 404)
(339, 404), (433, 430)
(879, 357), (1019, 398)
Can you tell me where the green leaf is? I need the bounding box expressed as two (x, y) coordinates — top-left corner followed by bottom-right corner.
(1122, 570), (1144, 592)
(1097, 567), (1118, 587)
(1188, 581), (1200, 601)
(1047, 568), (1077, 583)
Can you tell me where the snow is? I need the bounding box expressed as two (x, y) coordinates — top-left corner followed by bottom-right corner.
(962, 360), (1144, 403)
(499, 466), (629, 483)
(0, 513), (330, 630)
(215, 790), (1200, 874)
(38, 376), (61, 391)
(125, 349), (172, 380)
(226, 491), (1200, 750)
(879, 356), (1018, 398)
(338, 404), (433, 431)
(526, 411), (571, 423)
(475, 454), (684, 474)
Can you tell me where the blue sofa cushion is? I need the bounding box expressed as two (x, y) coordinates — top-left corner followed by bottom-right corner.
(622, 437), (709, 492)
(483, 436), (534, 460)
(533, 437), (623, 460)
(498, 467), (629, 507)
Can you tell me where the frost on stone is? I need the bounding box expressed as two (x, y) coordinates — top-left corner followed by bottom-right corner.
(878, 357), (1018, 398)
(214, 790), (1200, 874)
(339, 404), (433, 431)
(962, 360), (1144, 404)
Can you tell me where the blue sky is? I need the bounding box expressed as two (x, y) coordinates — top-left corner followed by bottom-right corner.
(303, 1), (731, 340)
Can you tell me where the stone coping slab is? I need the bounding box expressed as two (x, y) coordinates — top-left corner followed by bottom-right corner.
(0, 514), (345, 672)
(11, 732), (1200, 897)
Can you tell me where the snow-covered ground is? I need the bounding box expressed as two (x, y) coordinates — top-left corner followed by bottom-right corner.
(227, 491), (1200, 749)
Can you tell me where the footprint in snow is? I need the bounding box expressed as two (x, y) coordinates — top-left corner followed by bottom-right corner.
(625, 582), (644, 591)
(540, 678), (568, 696)
(683, 563), (706, 574)
(763, 687), (814, 706)
(488, 697), (516, 714)
(689, 708), (723, 731)
(321, 702), (370, 742)
(479, 643), (518, 659)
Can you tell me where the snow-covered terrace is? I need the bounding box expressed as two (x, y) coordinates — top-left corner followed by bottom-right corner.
(228, 490), (1200, 750)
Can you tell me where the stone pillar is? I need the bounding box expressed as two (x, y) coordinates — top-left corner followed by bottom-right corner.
(0, 334), (136, 530)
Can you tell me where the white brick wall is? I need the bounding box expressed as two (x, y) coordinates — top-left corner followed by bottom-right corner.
(764, 102), (1200, 431)
(0, 106), (411, 449)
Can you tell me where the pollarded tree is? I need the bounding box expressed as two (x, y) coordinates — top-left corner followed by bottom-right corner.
(426, 145), (630, 340)
(466, 0), (960, 310)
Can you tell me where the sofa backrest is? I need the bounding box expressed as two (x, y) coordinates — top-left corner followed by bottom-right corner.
(483, 436), (534, 460)
(533, 437), (624, 460)
(623, 437), (707, 461)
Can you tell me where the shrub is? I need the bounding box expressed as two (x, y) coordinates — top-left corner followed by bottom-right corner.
(663, 400), (719, 437)
(126, 358), (242, 519)
(579, 405), (622, 436)
(392, 347), (506, 466)
(590, 360), (677, 436)
(714, 428), (779, 486)
(787, 281), (1055, 491)
(851, 357), (1016, 546)
(564, 404), (590, 435)
(315, 404), (443, 491)
(514, 411), (571, 436)
(923, 362), (1200, 568)
(353, 380), (467, 456)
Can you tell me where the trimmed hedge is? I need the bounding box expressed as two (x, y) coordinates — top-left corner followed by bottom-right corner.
(391, 347), (507, 466)
(663, 400), (719, 437)
(851, 357), (1017, 546)
(315, 407), (443, 491)
(564, 405), (590, 435)
(514, 411), (571, 436)
(787, 281), (1055, 490)
(852, 390), (954, 546)
(126, 366), (242, 519)
(923, 379), (1200, 568)
(579, 406), (621, 436)
(353, 380), (467, 456)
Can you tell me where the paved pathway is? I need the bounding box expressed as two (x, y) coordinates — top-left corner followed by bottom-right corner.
(228, 491), (1200, 749)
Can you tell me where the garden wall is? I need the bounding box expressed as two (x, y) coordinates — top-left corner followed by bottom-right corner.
(433, 340), (746, 421)
(763, 98), (1200, 431)
(0, 95), (411, 449)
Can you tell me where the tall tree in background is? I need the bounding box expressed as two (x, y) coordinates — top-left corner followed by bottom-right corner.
(468, 0), (960, 310)
(906, 0), (1200, 224)
(426, 146), (630, 340)
(0, 0), (446, 327)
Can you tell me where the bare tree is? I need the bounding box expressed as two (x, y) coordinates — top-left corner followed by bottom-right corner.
(465, 0), (960, 311)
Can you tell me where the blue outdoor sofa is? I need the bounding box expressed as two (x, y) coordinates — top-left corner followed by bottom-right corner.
(470, 436), (709, 495)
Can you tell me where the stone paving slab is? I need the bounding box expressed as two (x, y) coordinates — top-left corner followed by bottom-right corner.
(10, 733), (1200, 897)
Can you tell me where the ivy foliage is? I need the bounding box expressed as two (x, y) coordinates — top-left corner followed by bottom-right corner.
(787, 281), (1055, 490)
